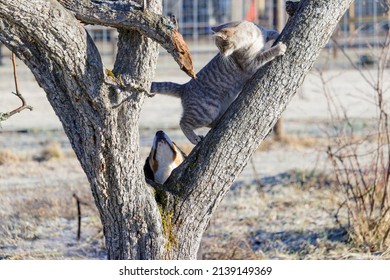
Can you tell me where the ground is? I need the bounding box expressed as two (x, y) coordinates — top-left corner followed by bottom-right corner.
(0, 43), (389, 259)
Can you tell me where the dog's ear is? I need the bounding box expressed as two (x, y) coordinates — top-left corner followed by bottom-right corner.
(143, 157), (154, 182)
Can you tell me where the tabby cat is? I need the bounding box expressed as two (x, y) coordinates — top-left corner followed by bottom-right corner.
(150, 21), (287, 145)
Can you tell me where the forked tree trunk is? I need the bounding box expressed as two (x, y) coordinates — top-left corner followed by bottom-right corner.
(0, 0), (353, 259)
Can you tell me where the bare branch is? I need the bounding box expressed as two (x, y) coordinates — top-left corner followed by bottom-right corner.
(0, 53), (33, 122)
(331, 38), (376, 89)
(0, 0), (105, 102)
(57, 0), (196, 78)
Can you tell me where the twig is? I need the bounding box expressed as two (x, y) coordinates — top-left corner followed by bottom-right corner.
(326, 28), (390, 250)
(73, 193), (82, 241)
(0, 53), (33, 122)
(331, 38), (376, 89)
(250, 156), (262, 188)
(72, 193), (91, 241)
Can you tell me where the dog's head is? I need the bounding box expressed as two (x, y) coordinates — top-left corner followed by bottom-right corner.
(144, 130), (186, 184)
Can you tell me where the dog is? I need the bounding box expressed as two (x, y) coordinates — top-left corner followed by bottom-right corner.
(144, 131), (186, 184)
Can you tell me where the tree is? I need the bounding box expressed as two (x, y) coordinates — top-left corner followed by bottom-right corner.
(0, 0), (353, 259)
(272, 0), (286, 141)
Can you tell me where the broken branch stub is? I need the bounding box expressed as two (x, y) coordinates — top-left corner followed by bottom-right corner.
(171, 30), (196, 79)
(0, 53), (33, 122)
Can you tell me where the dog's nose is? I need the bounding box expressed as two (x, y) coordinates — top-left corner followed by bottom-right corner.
(156, 130), (165, 137)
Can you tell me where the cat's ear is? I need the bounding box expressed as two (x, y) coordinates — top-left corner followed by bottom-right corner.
(211, 21), (242, 33)
(213, 28), (234, 40)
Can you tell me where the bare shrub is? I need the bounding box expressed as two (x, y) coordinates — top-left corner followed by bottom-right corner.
(325, 29), (390, 252)
(0, 149), (19, 165)
(36, 141), (64, 161)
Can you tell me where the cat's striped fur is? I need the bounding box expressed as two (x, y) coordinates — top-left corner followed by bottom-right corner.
(150, 21), (287, 145)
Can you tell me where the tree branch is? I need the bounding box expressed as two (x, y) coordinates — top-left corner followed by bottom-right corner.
(57, 0), (196, 78)
(0, 0), (104, 100)
(162, 0), (354, 258)
(0, 53), (33, 122)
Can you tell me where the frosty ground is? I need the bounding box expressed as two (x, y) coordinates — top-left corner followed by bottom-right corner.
(1, 46), (389, 259)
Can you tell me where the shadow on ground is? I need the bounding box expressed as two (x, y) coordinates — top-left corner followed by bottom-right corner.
(250, 227), (349, 258)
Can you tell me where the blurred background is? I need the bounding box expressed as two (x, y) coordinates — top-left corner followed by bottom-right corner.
(1, 0), (390, 260)
(82, 0), (390, 67)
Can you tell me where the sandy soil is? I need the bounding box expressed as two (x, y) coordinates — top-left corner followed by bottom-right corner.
(1, 46), (389, 259)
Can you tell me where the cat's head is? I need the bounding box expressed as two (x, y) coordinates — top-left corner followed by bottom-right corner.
(212, 21), (278, 56)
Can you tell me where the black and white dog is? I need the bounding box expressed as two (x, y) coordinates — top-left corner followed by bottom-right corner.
(144, 131), (186, 184)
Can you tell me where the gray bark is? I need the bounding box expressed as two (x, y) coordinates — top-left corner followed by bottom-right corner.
(0, 0), (353, 259)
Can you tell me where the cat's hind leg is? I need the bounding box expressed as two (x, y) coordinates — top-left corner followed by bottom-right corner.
(180, 102), (221, 145)
(180, 118), (203, 145)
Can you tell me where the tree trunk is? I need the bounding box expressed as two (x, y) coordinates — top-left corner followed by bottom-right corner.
(272, 0), (286, 141)
(0, 0), (353, 259)
(0, 0), (165, 259)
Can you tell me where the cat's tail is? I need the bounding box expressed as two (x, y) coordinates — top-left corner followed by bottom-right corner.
(150, 82), (183, 98)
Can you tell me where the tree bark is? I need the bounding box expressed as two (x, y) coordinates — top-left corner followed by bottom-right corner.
(0, 0), (165, 259)
(0, 0), (353, 259)
(273, 0), (286, 141)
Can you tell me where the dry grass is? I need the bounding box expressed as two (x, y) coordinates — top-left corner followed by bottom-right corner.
(202, 238), (259, 260)
(0, 149), (104, 259)
(0, 150), (19, 165)
(37, 141), (64, 161)
(0, 141), (68, 165)
(1, 129), (388, 260)
(258, 135), (326, 152)
(0, 179), (104, 260)
(200, 176), (374, 260)
(170, 134), (325, 156)
(327, 121), (390, 253)
(1, 152), (388, 259)
(0, 149), (20, 165)
(324, 30), (390, 253)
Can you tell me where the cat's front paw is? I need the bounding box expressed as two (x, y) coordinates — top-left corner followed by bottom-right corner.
(277, 42), (287, 55)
